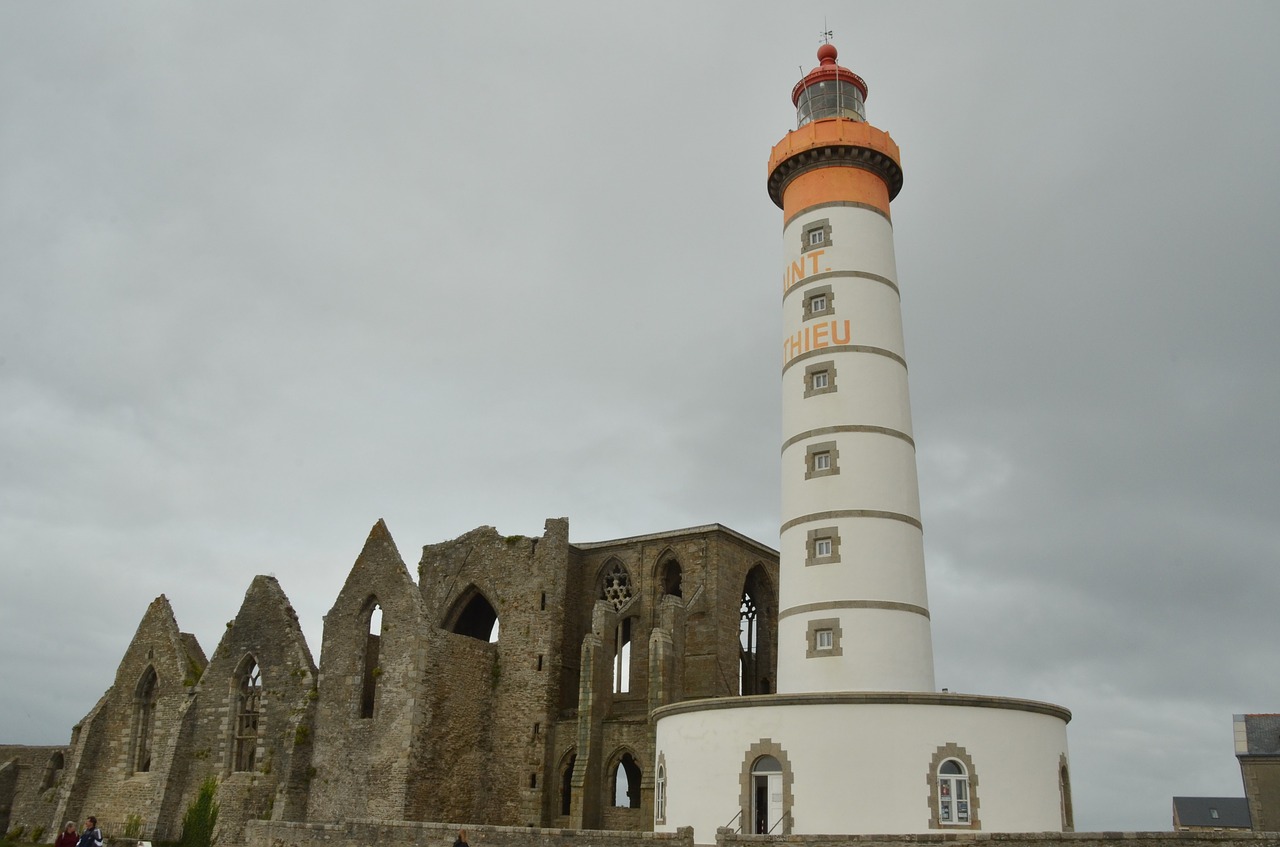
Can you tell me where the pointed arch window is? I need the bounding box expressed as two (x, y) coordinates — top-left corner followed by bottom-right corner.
(660, 558), (683, 598)
(132, 666), (158, 773)
(739, 591), (757, 695)
(560, 752), (577, 817)
(451, 590), (500, 642)
(234, 657), (261, 772)
(738, 565), (774, 696)
(611, 751), (642, 808)
(360, 599), (382, 719)
(601, 560), (633, 610)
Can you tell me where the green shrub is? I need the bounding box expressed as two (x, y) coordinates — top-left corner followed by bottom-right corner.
(7, 826), (27, 842)
(179, 776), (219, 847)
(123, 814), (143, 839)
(29, 826), (44, 843)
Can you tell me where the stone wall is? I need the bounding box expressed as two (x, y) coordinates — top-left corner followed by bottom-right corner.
(0, 745), (66, 838)
(244, 818), (695, 847)
(176, 576), (318, 844)
(244, 820), (1280, 847)
(412, 520), (574, 828)
(53, 596), (207, 841)
(11, 518), (780, 841)
(306, 520), (426, 824)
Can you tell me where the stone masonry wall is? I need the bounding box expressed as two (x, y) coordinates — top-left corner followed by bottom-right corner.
(245, 819), (695, 847)
(179, 576), (318, 845)
(0, 745), (66, 839)
(14, 519), (780, 841)
(54, 596), (207, 841)
(412, 520), (573, 828)
(306, 521), (427, 824)
(567, 527), (780, 830)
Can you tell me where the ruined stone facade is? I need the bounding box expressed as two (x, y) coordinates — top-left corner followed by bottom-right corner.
(1, 519), (778, 844)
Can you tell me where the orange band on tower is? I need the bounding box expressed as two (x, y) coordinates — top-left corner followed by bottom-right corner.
(782, 168), (892, 222)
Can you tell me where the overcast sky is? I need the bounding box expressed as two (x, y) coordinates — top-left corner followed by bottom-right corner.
(3, 2), (1278, 834)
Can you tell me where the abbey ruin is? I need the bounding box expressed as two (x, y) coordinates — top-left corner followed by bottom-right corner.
(0, 518), (779, 844)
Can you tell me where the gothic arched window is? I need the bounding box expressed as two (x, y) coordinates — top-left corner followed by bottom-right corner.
(560, 752), (577, 817)
(234, 657), (261, 772)
(132, 666), (158, 773)
(611, 751), (642, 808)
(601, 560), (633, 610)
(360, 598), (382, 719)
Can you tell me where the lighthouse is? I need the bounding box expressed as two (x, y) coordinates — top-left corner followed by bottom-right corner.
(652, 43), (1073, 838)
(771, 42), (934, 694)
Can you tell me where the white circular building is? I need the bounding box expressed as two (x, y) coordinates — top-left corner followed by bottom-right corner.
(652, 43), (1073, 839)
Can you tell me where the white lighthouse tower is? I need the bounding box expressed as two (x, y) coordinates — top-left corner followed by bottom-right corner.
(653, 43), (1075, 839)
(773, 42), (934, 695)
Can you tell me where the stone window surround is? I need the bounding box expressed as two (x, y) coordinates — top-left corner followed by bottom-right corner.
(804, 361), (837, 398)
(738, 738), (794, 835)
(802, 283), (835, 320)
(1059, 753), (1074, 832)
(654, 751), (668, 825)
(805, 441), (840, 480)
(805, 617), (843, 658)
(927, 743), (981, 830)
(801, 218), (832, 253)
(805, 527), (841, 566)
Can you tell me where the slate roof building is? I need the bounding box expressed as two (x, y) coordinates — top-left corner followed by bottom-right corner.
(1172, 797), (1251, 832)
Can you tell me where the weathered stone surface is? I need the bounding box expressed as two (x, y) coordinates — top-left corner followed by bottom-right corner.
(51, 595), (206, 840)
(0, 745), (66, 838)
(8, 519), (780, 842)
(178, 575), (318, 844)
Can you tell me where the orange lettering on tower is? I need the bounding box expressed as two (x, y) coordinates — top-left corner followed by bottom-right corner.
(832, 319), (851, 345)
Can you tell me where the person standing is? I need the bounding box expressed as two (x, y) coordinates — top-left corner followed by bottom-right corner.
(77, 817), (102, 847)
(452, 829), (468, 847)
(55, 822), (77, 847)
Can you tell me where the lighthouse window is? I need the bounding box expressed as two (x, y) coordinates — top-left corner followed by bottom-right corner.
(927, 745), (980, 829)
(801, 219), (832, 253)
(804, 362), (836, 397)
(805, 618), (842, 657)
(937, 760), (970, 824)
(806, 528), (840, 566)
(805, 441), (839, 479)
(802, 285), (834, 320)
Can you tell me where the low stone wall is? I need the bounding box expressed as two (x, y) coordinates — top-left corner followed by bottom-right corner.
(245, 819), (695, 847)
(243, 820), (1280, 847)
(716, 831), (1280, 847)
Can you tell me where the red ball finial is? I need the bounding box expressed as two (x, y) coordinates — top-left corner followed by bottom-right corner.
(817, 43), (838, 65)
